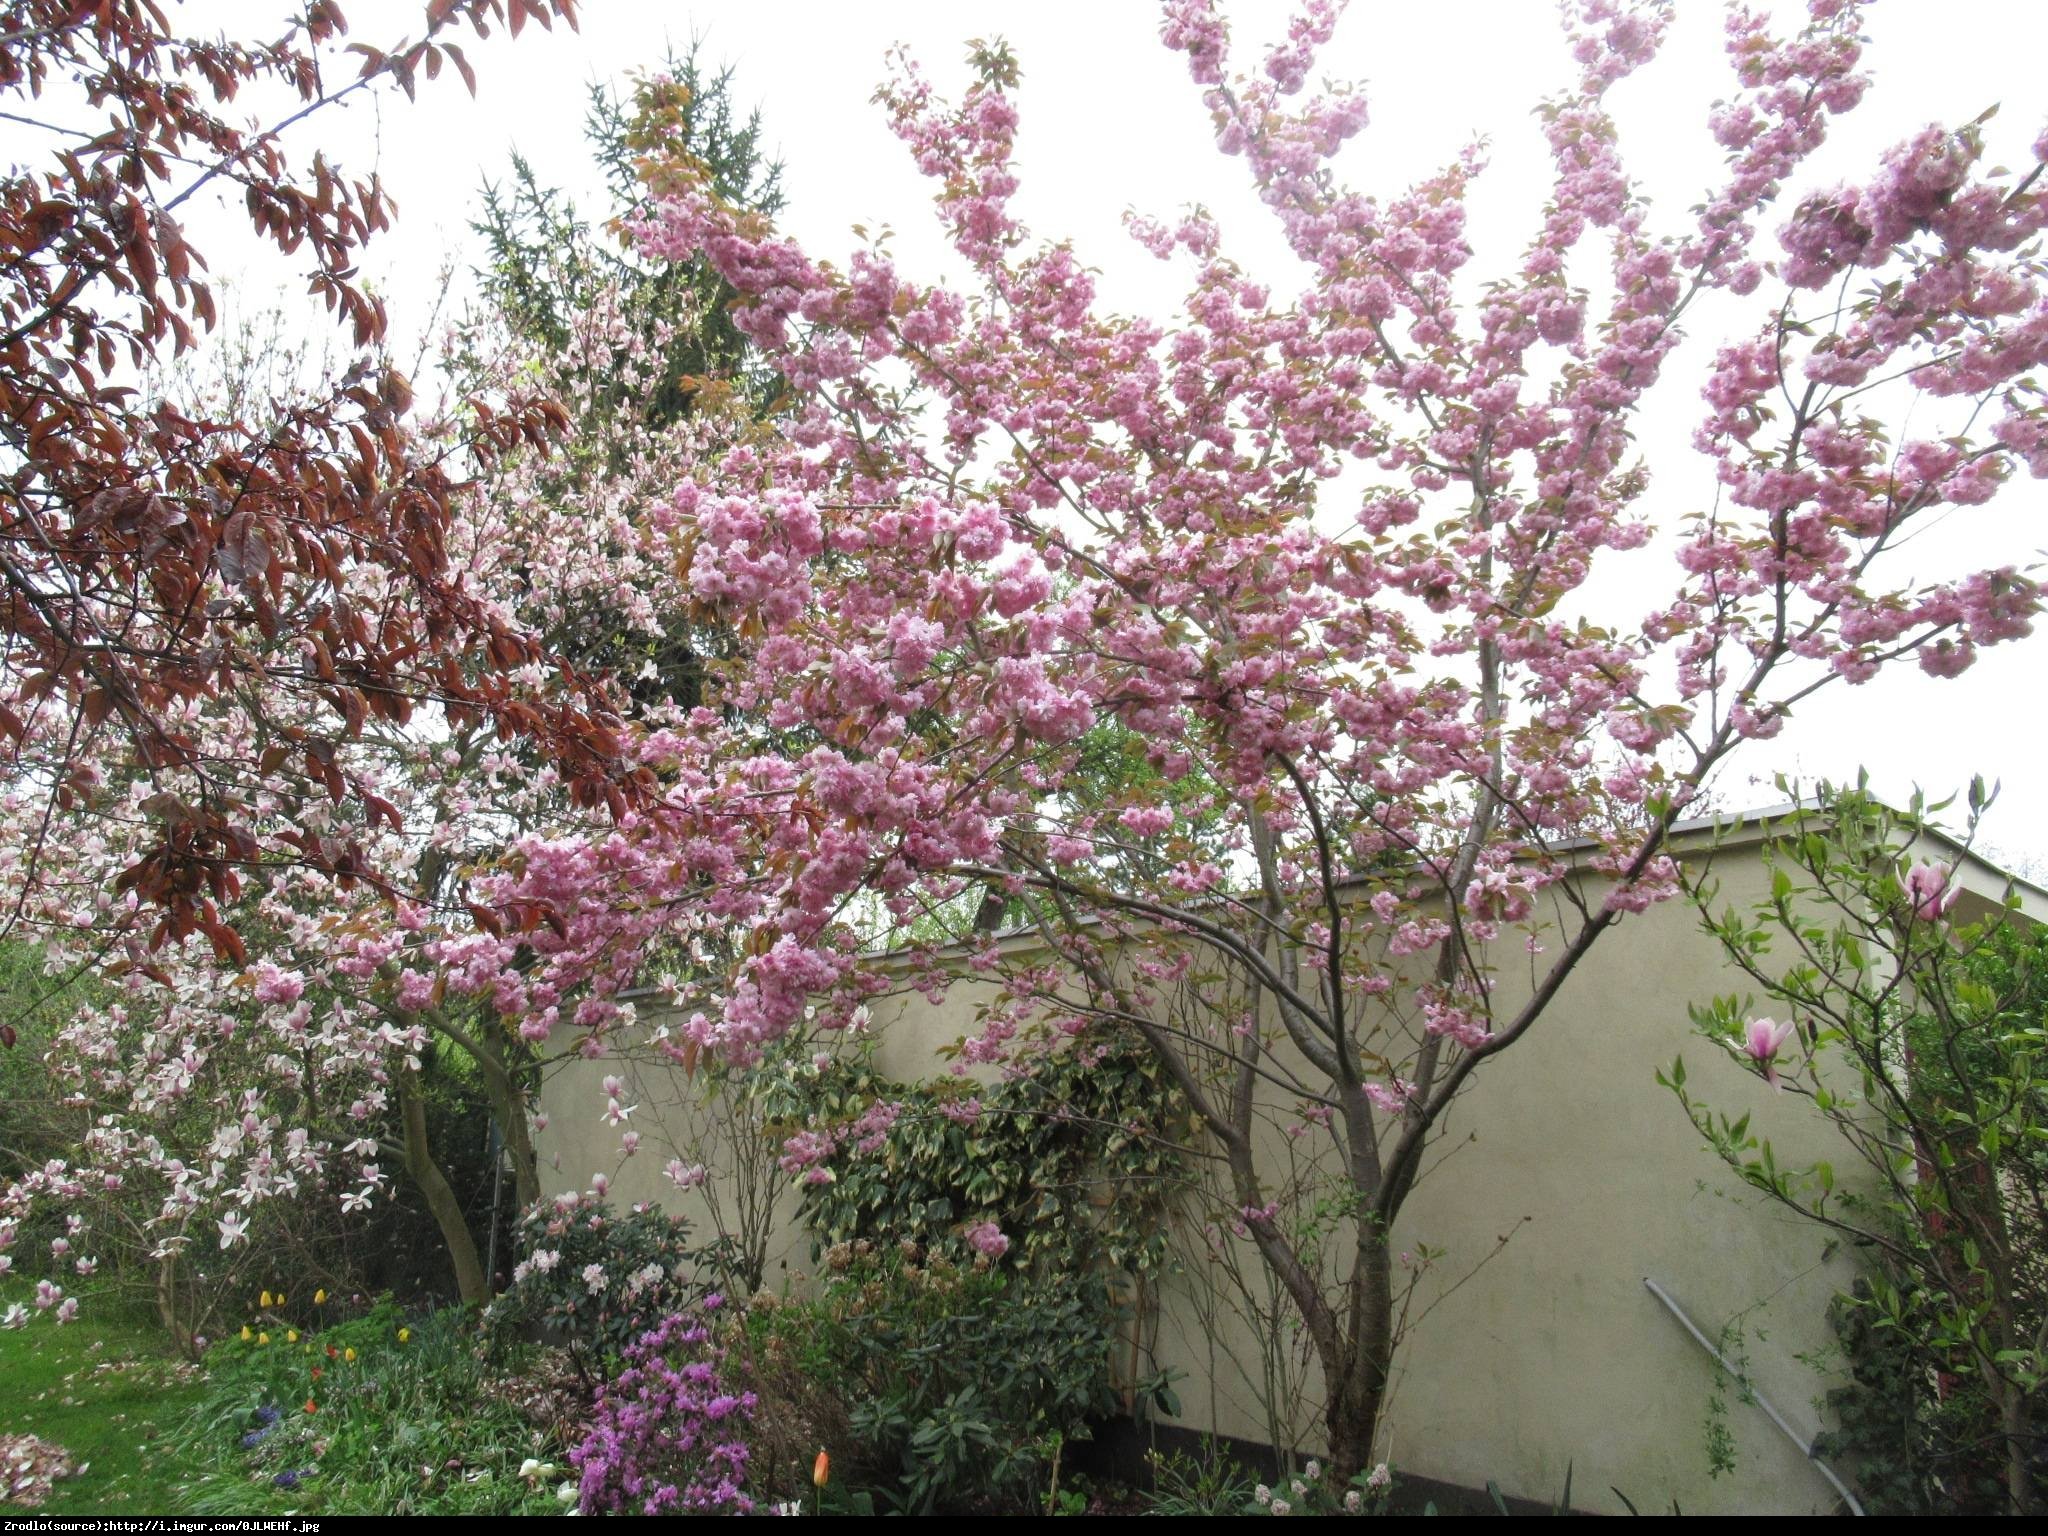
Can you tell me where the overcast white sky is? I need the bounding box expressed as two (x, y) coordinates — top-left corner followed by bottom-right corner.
(35, 1), (2048, 866)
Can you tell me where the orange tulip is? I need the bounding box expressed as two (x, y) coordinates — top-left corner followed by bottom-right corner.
(304, 1399), (318, 1415)
(813, 1450), (830, 1489)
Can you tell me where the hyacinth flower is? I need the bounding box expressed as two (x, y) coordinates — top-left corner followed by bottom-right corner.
(1743, 1017), (1798, 1089)
(1902, 860), (1958, 924)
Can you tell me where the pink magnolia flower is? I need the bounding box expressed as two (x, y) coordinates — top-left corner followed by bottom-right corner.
(1903, 861), (1957, 923)
(1743, 1016), (1798, 1089)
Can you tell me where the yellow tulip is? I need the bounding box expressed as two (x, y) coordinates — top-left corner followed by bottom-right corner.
(260, 1290), (273, 1308)
(344, 1347), (356, 1363)
(314, 1289), (327, 1305)
(277, 1293), (287, 1306)
(397, 1327), (411, 1343)
(258, 1332), (270, 1345)
(240, 1325), (252, 1342)
(287, 1329), (299, 1343)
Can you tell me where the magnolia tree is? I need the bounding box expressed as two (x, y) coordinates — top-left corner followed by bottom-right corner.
(0, 0), (622, 969)
(458, 0), (2048, 1476)
(0, 0), (597, 1320)
(0, 47), (777, 1311)
(1671, 784), (2047, 1513)
(0, 253), (772, 1311)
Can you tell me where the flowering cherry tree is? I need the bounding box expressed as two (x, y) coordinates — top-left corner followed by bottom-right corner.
(469, 0), (2048, 1474)
(8, 0), (2048, 1481)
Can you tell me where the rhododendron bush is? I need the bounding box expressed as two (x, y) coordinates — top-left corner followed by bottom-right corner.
(11, 0), (2048, 1482)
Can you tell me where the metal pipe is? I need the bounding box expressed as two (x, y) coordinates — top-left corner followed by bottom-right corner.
(1643, 1275), (1866, 1517)
(483, 1117), (506, 1293)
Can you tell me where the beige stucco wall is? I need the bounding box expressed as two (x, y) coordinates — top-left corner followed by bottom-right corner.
(533, 824), (2042, 1515)
(536, 977), (1014, 1293)
(1344, 842), (1849, 1514)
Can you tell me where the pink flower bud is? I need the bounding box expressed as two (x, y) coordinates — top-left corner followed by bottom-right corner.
(1903, 861), (1957, 923)
(1743, 1016), (1798, 1089)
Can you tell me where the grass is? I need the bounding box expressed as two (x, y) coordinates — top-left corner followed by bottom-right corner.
(1, 1288), (569, 1516)
(169, 1301), (570, 1516)
(0, 1287), (208, 1513)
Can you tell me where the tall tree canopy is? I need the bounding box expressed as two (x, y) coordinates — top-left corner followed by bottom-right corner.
(0, 0), (622, 969)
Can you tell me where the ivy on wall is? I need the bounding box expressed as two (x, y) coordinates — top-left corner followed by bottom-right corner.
(750, 1032), (1193, 1277)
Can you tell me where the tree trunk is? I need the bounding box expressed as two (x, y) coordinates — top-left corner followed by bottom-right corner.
(1324, 1231), (1396, 1484)
(398, 1071), (490, 1305)
(478, 1050), (541, 1212)
(154, 1247), (193, 1358)
(1999, 1377), (2037, 1516)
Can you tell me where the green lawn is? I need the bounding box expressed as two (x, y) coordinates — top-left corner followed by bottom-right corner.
(0, 1292), (208, 1514)
(2, 1290), (571, 1518)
